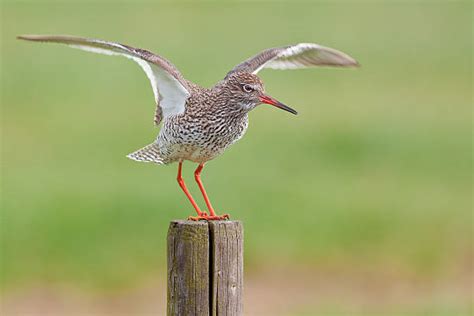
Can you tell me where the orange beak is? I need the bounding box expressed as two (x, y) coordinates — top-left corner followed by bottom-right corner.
(259, 94), (298, 115)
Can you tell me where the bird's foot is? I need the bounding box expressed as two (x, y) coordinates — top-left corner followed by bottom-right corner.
(188, 213), (230, 221)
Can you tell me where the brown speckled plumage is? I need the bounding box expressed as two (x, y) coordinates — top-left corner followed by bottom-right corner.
(147, 73), (263, 164)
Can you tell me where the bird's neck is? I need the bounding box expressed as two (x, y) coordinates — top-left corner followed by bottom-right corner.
(211, 87), (250, 119)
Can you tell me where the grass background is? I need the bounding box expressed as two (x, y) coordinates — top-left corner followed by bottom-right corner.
(1, 1), (472, 315)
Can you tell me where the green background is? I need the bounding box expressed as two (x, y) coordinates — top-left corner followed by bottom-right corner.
(1, 1), (472, 315)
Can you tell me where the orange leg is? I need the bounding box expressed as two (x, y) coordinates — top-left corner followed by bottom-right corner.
(177, 161), (205, 217)
(188, 163), (229, 221)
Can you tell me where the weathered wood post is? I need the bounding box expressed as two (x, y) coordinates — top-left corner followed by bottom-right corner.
(167, 220), (243, 316)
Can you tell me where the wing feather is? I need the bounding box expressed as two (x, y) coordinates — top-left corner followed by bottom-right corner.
(17, 34), (191, 124)
(226, 43), (358, 77)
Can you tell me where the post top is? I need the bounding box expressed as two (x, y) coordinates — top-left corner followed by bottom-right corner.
(170, 220), (242, 226)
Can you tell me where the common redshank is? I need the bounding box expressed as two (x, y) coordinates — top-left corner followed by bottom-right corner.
(18, 35), (358, 220)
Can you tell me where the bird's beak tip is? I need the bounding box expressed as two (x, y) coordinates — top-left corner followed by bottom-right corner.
(259, 94), (298, 115)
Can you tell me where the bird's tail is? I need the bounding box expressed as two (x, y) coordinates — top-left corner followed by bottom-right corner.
(127, 143), (164, 164)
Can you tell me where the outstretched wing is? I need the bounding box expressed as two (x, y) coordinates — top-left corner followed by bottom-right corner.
(226, 43), (358, 78)
(17, 34), (191, 125)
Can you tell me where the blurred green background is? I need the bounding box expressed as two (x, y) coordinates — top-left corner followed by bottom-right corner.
(1, 1), (472, 315)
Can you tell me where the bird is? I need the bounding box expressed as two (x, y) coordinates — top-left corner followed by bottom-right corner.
(18, 34), (358, 221)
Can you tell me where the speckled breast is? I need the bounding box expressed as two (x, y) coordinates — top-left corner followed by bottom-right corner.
(156, 113), (249, 164)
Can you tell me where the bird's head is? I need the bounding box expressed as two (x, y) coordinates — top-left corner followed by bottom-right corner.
(223, 72), (298, 115)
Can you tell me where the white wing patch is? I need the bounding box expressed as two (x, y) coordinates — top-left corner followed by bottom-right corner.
(145, 62), (190, 117)
(69, 44), (117, 56)
(126, 56), (190, 116)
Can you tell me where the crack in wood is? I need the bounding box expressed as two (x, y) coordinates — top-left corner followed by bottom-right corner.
(167, 220), (242, 316)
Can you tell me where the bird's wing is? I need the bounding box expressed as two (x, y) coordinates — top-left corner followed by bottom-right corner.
(17, 34), (191, 125)
(226, 43), (358, 78)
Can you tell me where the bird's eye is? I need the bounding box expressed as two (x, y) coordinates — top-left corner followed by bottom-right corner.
(242, 84), (254, 93)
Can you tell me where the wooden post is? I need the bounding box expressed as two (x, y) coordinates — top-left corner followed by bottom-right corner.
(167, 220), (243, 316)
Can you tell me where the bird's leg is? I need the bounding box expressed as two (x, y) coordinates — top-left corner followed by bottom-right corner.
(195, 163), (216, 216)
(188, 163), (229, 221)
(176, 161), (206, 217)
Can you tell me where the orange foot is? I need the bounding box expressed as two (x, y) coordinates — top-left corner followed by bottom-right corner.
(188, 213), (230, 221)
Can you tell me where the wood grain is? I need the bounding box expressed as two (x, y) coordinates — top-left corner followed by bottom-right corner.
(167, 220), (243, 316)
(209, 221), (243, 316)
(167, 220), (209, 315)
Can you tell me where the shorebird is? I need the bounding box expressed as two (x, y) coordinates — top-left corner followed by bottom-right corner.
(18, 35), (358, 220)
